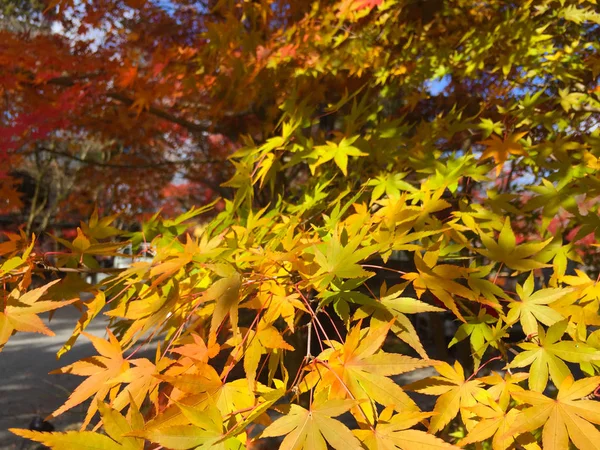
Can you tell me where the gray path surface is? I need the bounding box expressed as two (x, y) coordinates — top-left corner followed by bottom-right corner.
(0, 307), (109, 449)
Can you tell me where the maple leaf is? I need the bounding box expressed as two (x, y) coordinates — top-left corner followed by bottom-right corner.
(457, 396), (540, 450)
(202, 265), (243, 337)
(110, 352), (174, 413)
(412, 188), (453, 227)
(449, 309), (498, 370)
(300, 322), (432, 423)
(11, 401), (143, 450)
(477, 218), (552, 272)
(525, 178), (578, 223)
(563, 269), (600, 304)
(479, 371), (529, 411)
(478, 118), (504, 138)
(261, 394), (363, 450)
(148, 367), (258, 431)
(479, 132), (528, 175)
(253, 281), (306, 332)
(309, 136), (368, 176)
(130, 90), (154, 116)
(581, 329), (600, 376)
(53, 227), (126, 259)
(510, 375), (600, 450)
(0, 177), (24, 214)
(148, 235), (199, 287)
(170, 333), (221, 365)
(354, 408), (460, 449)
(0, 280), (78, 352)
(505, 272), (571, 336)
(226, 319), (294, 387)
(48, 330), (130, 428)
(310, 229), (378, 288)
(117, 64), (138, 89)
(406, 361), (486, 433)
(367, 172), (416, 204)
(353, 281), (443, 358)
(138, 399), (246, 450)
(0, 255), (29, 276)
(58, 289), (106, 358)
(10, 430), (125, 450)
(0, 229), (32, 257)
(80, 207), (123, 240)
(508, 320), (600, 392)
(466, 263), (512, 306)
(403, 251), (475, 321)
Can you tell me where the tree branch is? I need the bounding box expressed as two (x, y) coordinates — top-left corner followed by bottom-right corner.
(106, 92), (214, 133)
(35, 147), (227, 169)
(33, 265), (126, 274)
(45, 74), (219, 133)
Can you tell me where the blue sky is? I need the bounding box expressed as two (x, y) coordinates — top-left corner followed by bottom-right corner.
(426, 75), (452, 96)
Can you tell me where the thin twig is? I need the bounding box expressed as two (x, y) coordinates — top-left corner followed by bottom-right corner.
(361, 264), (407, 275)
(306, 322), (313, 360)
(467, 355), (502, 381)
(34, 265), (125, 274)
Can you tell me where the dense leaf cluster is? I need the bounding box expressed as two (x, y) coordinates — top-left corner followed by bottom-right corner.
(2, 0), (600, 449)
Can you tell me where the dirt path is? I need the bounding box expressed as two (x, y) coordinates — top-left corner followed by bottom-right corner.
(0, 308), (109, 449)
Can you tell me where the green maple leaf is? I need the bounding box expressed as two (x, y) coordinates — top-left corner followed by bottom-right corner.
(559, 5), (600, 24)
(477, 218), (552, 271)
(508, 320), (600, 392)
(309, 136), (368, 176)
(311, 229), (378, 288)
(367, 172), (416, 203)
(478, 118), (504, 138)
(138, 399), (246, 450)
(449, 309), (497, 370)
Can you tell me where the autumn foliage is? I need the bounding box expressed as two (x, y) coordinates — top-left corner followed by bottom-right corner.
(3, 0), (600, 449)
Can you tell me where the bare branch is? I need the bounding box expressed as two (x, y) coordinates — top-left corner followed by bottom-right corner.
(35, 147), (227, 169)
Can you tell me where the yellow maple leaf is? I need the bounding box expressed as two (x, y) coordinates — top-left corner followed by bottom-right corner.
(262, 393), (363, 450)
(510, 375), (600, 450)
(300, 322), (432, 424)
(354, 408), (459, 449)
(405, 361), (486, 433)
(0, 280), (77, 352)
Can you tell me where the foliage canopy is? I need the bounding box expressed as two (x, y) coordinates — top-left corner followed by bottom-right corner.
(3, 0), (600, 449)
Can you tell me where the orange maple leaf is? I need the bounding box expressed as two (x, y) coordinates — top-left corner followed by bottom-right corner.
(48, 330), (129, 428)
(117, 65), (138, 89)
(130, 90), (154, 116)
(479, 132), (528, 175)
